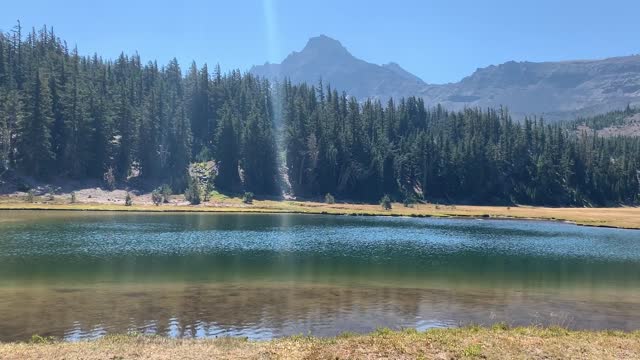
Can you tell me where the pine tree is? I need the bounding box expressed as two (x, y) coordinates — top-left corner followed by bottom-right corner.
(165, 58), (191, 189)
(63, 47), (93, 178)
(242, 101), (279, 195)
(139, 63), (162, 179)
(184, 175), (201, 205)
(214, 103), (240, 192)
(0, 86), (18, 170)
(19, 70), (55, 177)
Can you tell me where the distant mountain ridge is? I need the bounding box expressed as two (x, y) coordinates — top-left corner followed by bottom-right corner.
(250, 35), (640, 121)
(250, 35), (426, 100)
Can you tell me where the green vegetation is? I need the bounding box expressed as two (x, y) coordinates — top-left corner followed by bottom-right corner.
(160, 184), (172, 203)
(203, 180), (214, 202)
(380, 194), (392, 210)
(152, 184), (172, 205)
(281, 84), (638, 205)
(569, 104), (639, 130)
(151, 189), (162, 206)
(0, 25), (638, 206)
(462, 343), (483, 357)
(403, 194), (417, 207)
(28, 334), (56, 345)
(324, 193), (335, 204)
(25, 189), (35, 203)
(124, 192), (132, 206)
(184, 177), (201, 205)
(242, 191), (254, 204)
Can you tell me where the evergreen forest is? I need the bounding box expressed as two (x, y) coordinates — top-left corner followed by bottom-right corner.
(1, 25), (638, 205)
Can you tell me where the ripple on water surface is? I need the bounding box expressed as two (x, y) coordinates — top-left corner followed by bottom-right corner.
(0, 212), (639, 341)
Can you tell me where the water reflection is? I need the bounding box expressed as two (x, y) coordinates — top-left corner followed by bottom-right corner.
(1, 283), (639, 342)
(0, 211), (639, 341)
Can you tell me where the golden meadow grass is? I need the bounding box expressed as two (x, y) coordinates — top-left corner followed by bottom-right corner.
(1, 327), (639, 360)
(0, 197), (638, 229)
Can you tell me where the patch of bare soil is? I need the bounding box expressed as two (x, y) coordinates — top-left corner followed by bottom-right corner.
(578, 113), (640, 137)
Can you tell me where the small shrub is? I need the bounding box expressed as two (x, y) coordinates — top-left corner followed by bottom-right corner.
(17, 182), (30, 192)
(466, 324), (482, 332)
(325, 193), (335, 204)
(462, 344), (482, 357)
(403, 195), (416, 208)
(373, 327), (393, 336)
(43, 186), (55, 201)
(195, 147), (212, 162)
(103, 167), (116, 190)
(184, 178), (201, 205)
(289, 334), (313, 342)
(29, 334), (55, 344)
(26, 189), (35, 203)
(151, 184), (173, 205)
(70, 192), (77, 204)
(548, 326), (570, 336)
(337, 331), (358, 339)
(160, 184), (172, 203)
(402, 328), (418, 335)
(125, 192), (133, 206)
(203, 181), (214, 202)
(242, 192), (254, 204)
(492, 322), (510, 331)
(380, 194), (392, 210)
(151, 190), (163, 206)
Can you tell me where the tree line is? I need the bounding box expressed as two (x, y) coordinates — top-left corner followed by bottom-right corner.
(1, 25), (638, 205)
(0, 24), (278, 194)
(566, 104), (638, 131)
(279, 81), (639, 205)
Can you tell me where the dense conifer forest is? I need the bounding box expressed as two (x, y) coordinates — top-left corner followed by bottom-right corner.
(0, 25), (639, 205)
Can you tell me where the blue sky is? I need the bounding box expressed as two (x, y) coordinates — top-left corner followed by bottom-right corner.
(2, 0), (639, 84)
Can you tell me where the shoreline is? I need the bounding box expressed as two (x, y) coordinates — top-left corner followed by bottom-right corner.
(0, 200), (639, 230)
(2, 327), (639, 359)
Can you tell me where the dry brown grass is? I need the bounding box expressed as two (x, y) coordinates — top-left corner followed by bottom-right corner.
(1, 327), (639, 359)
(0, 197), (638, 229)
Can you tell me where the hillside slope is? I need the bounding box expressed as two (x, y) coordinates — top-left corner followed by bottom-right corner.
(251, 36), (640, 121)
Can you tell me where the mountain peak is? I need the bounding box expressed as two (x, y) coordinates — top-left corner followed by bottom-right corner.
(300, 35), (350, 58)
(250, 35), (429, 100)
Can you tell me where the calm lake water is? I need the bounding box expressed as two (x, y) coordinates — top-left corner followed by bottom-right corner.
(0, 210), (639, 341)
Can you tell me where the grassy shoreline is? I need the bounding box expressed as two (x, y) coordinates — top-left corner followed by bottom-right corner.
(2, 327), (639, 359)
(0, 199), (639, 230)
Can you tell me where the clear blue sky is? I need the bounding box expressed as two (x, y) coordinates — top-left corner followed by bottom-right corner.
(2, 0), (639, 84)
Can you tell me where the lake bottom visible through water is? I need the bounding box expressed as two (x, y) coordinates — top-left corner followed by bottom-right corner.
(0, 211), (639, 341)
